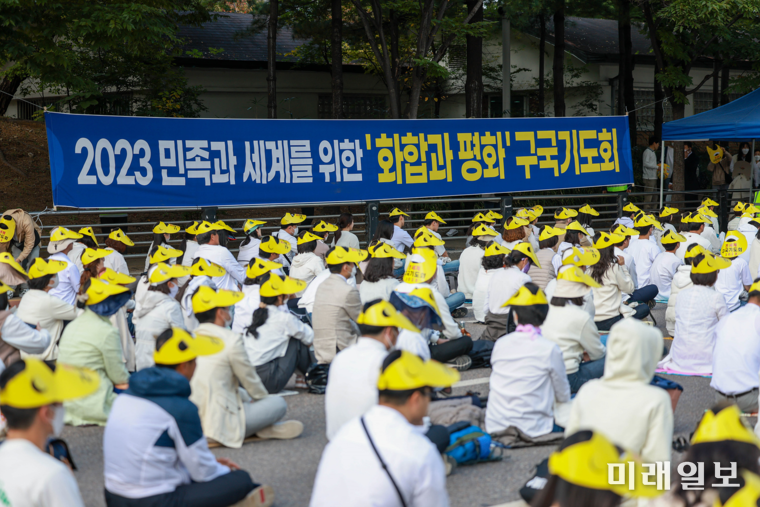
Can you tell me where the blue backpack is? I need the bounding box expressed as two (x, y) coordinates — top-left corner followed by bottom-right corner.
(444, 425), (496, 465)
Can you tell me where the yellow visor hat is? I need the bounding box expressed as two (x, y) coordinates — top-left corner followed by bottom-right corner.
(0, 252), (27, 276)
(414, 230), (445, 248)
(313, 220), (338, 233)
(153, 222), (180, 234)
(503, 284), (548, 307)
(243, 219), (266, 234)
(484, 242), (510, 257)
(0, 215), (16, 243)
(297, 232), (323, 245)
(659, 206), (679, 218)
(562, 246), (600, 267)
(0, 359), (100, 409)
(512, 242), (541, 268)
(281, 213), (306, 225)
(108, 228), (134, 246)
(357, 299), (419, 333)
(683, 244), (706, 260)
(734, 202), (747, 213)
(538, 226), (563, 241)
(504, 217), (530, 230)
(565, 221), (590, 236)
(27, 258), (67, 280)
(259, 273), (307, 298)
(78, 227), (98, 246)
(685, 212), (712, 225)
(515, 208), (537, 222)
(703, 197), (719, 207)
(721, 231), (748, 259)
(153, 327), (224, 366)
(377, 350), (459, 391)
(50, 227), (82, 242)
(403, 249), (437, 284)
(557, 264), (601, 288)
(246, 258), (283, 279)
(326, 246), (368, 265)
(214, 221), (236, 233)
(691, 405), (760, 447)
(191, 285), (245, 314)
(389, 208), (410, 218)
(612, 224), (637, 237)
(185, 221), (200, 235)
(471, 224), (498, 238)
(578, 204), (599, 216)
(260, 236), (291, 255)
(149, 263), (192, 285)
(634, 214), (664, 230)
(623, 202), (640, 213)
(485, 210), (503, 221)
(82, 248), (113, 266)
(692, 253), (732, 274)
(84, 278), (129, 305)
(697, 206), (718, 218)
(99, 268), (136, 285)
(190, 258), (226, 278)
(594, 232), (625, 249)
(660, 230), (686, 244)
(150, 244), (183, 264)
(371, 242), (406, 260)
(424, 211), (447, 224)
(532, 205), (544, 216)
(472, 212), (494, 223)
(554, 207), (578, 220)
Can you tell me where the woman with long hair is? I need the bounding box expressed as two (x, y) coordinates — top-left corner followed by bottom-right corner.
(363, 220), (399, 275)
(78, 248), (111, 294)
(500, 217), (529, 251)
(472, 243), (508, 323)
(143, 221), (180, 271)
(333, 212), (360, 250)
(589, 232), (638, 331)
(458, 224), (498, 300)
(232, 257), (280, 334)
(290, 231), (326, 295)
(103, 229), (132, 276)
(359, 243), (404, 303)
(69, 227), (99, 273)
(237, 219), (266, 267)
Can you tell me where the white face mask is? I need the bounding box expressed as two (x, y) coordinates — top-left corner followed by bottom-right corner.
(51, 405), (65, 437)
(48, 275), (59, 290)
(168, 282), (179, 299)
(755, 155), (760, 163)
(351, 265), (357, 278)
(743, 148), (750, 155)
(384, 329), (397, 352)
(293, 227), (299, 236)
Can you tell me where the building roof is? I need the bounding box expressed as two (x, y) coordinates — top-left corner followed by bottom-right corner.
(538, 17), (652, 63)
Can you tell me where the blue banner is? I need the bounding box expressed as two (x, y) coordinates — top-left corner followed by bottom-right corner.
(45, 112), (633, 208)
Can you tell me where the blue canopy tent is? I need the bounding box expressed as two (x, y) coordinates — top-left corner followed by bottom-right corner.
(659, 87), (760, 206)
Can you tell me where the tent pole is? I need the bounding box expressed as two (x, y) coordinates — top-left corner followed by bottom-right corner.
(660, 141), (665, 209)
(753, 139), (756, 204)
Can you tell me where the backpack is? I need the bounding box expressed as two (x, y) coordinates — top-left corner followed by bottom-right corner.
(444, 425), (497, 465)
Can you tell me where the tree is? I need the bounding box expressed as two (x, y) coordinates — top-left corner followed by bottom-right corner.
(332, 0), (344, 118)
(267, 0), (279, 118)
(537, 13), (547, 115)
(552, 0), (565, 117)
(465, 0), (484, 118)
(617, 0), (636, 146)
(0, 0), (211, 116)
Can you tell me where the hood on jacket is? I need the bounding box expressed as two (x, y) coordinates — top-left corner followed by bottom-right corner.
(291, 251), (318, 269)
(126, 366), (191, 399)
(672, 265), (693, 290)
(135, 289), (176, 319)
(603, 318), (663, 384)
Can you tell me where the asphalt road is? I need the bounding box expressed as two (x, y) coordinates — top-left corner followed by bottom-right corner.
(63, 303), (726, 507)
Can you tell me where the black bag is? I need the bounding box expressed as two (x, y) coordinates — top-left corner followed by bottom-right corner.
(468, 340), (494, 369)
(305, 363), (329, 394)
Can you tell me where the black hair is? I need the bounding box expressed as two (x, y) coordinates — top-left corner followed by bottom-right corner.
(564, 229), (584, 246)
(390, 214), (402, 225)
(539, 235), (558, 250)
(551, 296), (585, 307)
(469, 236), (491, 250)
(635, 225), (652, 236)
(482, 254), (505, 270)
(357, 299), (387, 336)
(576, 212), (594, 229)
(0, 361), (41, 429)
(532, 430), (623, 507)
(193, 288), (220, 324)
(590, 245), (618, 284)
(504, 249), (529, 268)
(684, 141), (693, 149)
(148, 280), (173, 295)
(511, 283), (548, 326)
(363, 257), (394, 282)
(151, 228), (168, 249)
(334, 213), (354, 244)
(690, 270), (718, 287)
(328, 263), (345, 274)
(78, 236), (98, 249)
(688, 221), (704, 232)
(0, 291), (7, 311)
(423, 219), (436, 227)
(377, 350), (430, 405)
(371, 220), (395, 246)
(246, 293), (279, 338)
(243, 263), (271, 286)
(649, 135), (660, 146)
(296, 230), (317, 254)
(257, 235), (278, 259)
(663, 241), (679, 252)
(196, 230), (216, 246)
(683, 243), (705, 267)
(178, 231), (197, 264)
(28, 274), (54, 291)
(749, 277), (760, 302)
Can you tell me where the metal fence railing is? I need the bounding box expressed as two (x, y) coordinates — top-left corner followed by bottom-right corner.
(29, 187), (740, 272)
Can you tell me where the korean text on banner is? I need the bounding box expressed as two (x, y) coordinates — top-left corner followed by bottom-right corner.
(45, 113), (634, 208)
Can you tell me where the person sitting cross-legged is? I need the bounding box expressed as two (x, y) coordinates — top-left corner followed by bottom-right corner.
(0, 359), (99, 507)
(188, 286), (303, 448)
(650, 230), (686, 302)
(103, 327), (274, 507)
(311, 350), (459, 507)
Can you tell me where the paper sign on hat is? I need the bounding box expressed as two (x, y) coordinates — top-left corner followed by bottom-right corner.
(403, 249), (437, 284)
(721, 231), (748, 259)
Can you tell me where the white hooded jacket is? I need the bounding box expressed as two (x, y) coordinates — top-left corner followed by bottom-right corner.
(133, 290), (186, 371)
(665, 264), (692, 336)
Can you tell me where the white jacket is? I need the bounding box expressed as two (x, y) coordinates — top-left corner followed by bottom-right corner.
(193, 244), (246, 291)
(133, 290), (186, 371)
(542, 304), (604, 375)
(566, 319), (673, 464)
(243, 305), (313, 366)
(237, 238), (260, 268)
(749, 237), (760, 280)
(232, 284), (260, 334)
(737, 223), (758, 267)
(105, 247), (130, 276)
(180, 276), (216, 332)
(675, 231), (714, 260)
(591, 263), (634, 322)
(178, 241), (199, 286)
(473, 267), (502, 322)
(457, 246), (484, 298)
(665, 265), (692, 336)
(359, 278), (400, 304)
(16, 289), (77, 360)
(290, 252), (326, 296)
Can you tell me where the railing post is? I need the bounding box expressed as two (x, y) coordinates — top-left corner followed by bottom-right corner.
(500, 196), (513, 220)
(366, 201), (379, 243)
(201, 207), (217, 222)
(718, 189), (729, 232)
(617, 192), (625, 218)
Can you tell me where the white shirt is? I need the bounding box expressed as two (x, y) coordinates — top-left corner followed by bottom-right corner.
(711, 303), (760, 395)
(232, 284), (260, 334)
(237, 238), (260, 267)
(542, 304), (605, 375)
(335, 230), (361, 250)
(1, 312), (51, 356)
(311, 405), (449, 507)
(47, 252), (80, 306)
(473, 267), (502, 322)
(290, 252), (326, 296)
(456, 245), (484, 299)
(0, 438), (85, 507)
(715, 257), (752, 311)
(193, 244), (246, 291)
(701, 225), (723, 253)
(359, 278), (401, 304)
(273, 229), (298, 261)
(737, 223), (758, 266)
(614, 246), (637, 293)
(324, 338), (388, 440)
(243, 305), (313, 366)
(625, 236), (660, 287)
(395, 329), (432, 360)
(661, 284), (729, 374)
(650, 251), (682, 298)
(485, 329), (570, 437)
(104, 247), (130, 276)
(552, 241), (573, 276)
(391, 225), (414, 253)
(486, 266), (531, 315)
(68, 242), (86, 273)
(675, 231), (714, 260)
(16, 289), (77, 360)
(299, 269), (331, 314)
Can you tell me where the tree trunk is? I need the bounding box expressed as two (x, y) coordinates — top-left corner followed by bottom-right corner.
(464, 0), (483, 118)
(552, 0), (565, 117)
(408, 0), (436, 119)
(0, 75), (24, 117)
(654, 63), (664, 141)
(720, 64), (730, 105)
(712, 58), (721, 109)
(267, 0), (278, 119)
(538, 14), (546, 115)
(331, 0), (343, 119)
(670, 98), (686, 196)
(389, 10), (401, 118)
(618, 0), (636, 146)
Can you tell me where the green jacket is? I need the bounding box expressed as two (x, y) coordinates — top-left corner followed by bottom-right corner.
(57, 308), (130, 426)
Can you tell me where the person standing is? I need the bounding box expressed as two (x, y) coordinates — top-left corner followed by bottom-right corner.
(0, 209), (42, 270)
(707, 144), (732, 193)
(642, 137), (660, 208)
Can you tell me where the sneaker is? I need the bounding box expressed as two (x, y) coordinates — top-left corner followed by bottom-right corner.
(294, 374), (308, 389)
(256, 420), (304, 440)
(447, 355), (472, 372)
(451, 307), (468, 318)
(235, 485), (275, 507)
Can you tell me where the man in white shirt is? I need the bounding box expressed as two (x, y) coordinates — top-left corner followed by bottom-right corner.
(272, 213), (305, 263)
(0, 359), (99, 507)
(311, 350), (458, 507)
(612, 224), (638, 293)
(613, 202), (639, 229)
(714, 233), (753, 312)
(389, 208), (414, 255)
(697, 207), (723, 252)
(626, 215), (662, 290)
(711, 280), (760, 412)
(46, 227), (83, 306)
(324, 299), (418, 440)
(192, 221), (246, 291)
(650, 230), (685, 299)
(675, 213), (715, 259)
(421, 211), (458, 274)
(642, 136), (660, 207)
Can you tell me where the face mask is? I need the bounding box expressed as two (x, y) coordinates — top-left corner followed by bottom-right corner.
(384, 329), (397, 352)
(743, 148), (750, 155)
(51, 405), (65, 437)
(168, 283), (179, 299)
(293, 227), (299, 236)
(351, 265), (357, 278)
(49, 275), (59, 290)
(521, 262), (531, 273)
(755, 155), (760, 163)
